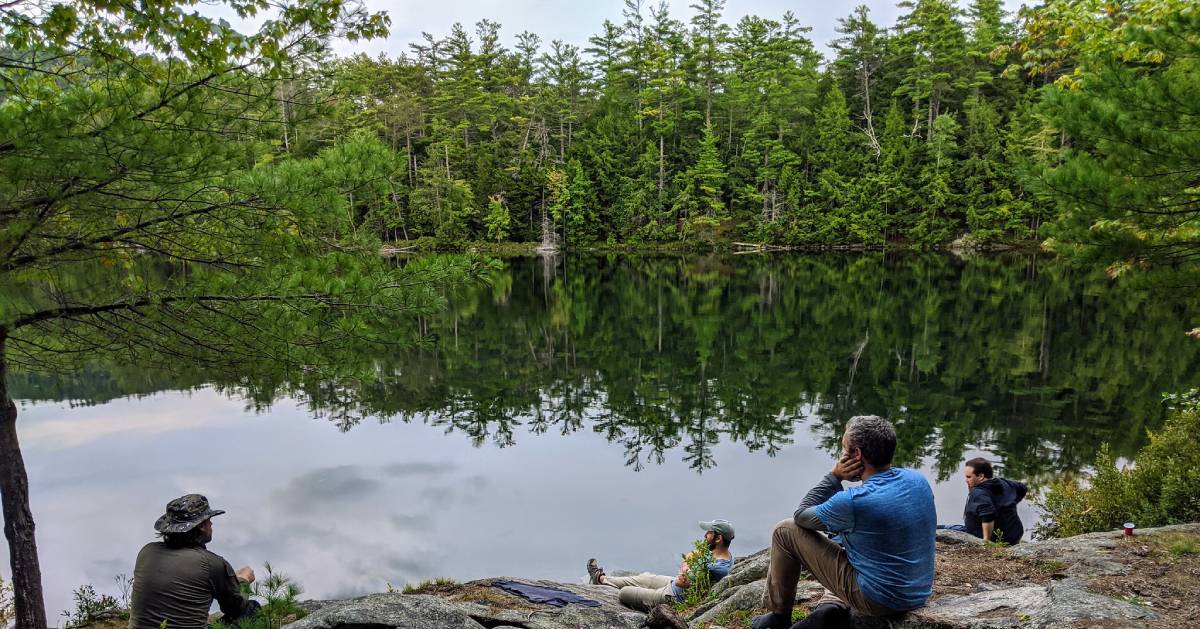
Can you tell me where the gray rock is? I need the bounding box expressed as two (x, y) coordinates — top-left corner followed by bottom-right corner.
(935, 528), (984, 546)
(688, 580), (825, 627)
(1010, 522), (1200, 579)
(911, 578), (1157, 628)
(285, 580), (645, 629)
(1009, 529), (1129, 577)
(709, 550), (770, 598)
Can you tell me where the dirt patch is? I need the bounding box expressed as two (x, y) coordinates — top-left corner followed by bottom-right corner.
(1087, 534), (1200, 628)
(930, 542), (1055, 598)
(404, 580), (542, 614)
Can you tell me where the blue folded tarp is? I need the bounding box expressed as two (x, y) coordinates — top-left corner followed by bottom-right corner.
(492, 580), (602, 607)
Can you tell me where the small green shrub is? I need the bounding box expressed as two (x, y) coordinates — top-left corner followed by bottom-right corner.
(61, 585), (122, 628)
(401, 577), (457, 594)
(411, 236), (441, 252)
(673, 539), (715, 611)
(1037, 393), (1200, 539)
(213, 563), (305, 629)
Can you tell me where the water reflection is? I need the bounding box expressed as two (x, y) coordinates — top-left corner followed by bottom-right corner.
(12, 253), (1200, 482)
(10, 253), (1200, 617)
(11, 389), (1035, 617)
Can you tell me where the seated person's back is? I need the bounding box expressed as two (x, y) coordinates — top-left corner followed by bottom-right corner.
(129, 494), (256, 629)
(815, 467), (936, 611)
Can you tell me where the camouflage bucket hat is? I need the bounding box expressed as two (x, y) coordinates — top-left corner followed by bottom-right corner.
(154, 494), (225, 534)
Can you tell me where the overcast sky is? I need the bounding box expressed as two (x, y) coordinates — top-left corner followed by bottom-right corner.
(294, 0), (1031, 61)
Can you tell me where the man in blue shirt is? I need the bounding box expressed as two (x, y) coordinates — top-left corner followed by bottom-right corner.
(753, 416), (936, 629)
(587, 519), (735, 612)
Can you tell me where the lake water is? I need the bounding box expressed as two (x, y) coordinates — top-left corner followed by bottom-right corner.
(6, 253), (1199, 619)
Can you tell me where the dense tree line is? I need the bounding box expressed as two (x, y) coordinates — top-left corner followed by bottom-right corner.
(283, 0), (1048, 247)
(283, 0), (1197, 261)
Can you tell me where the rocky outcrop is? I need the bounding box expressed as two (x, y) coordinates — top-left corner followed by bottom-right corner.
(910, 577), (1156, 629)
(287, 579), (644, 629)
(284, 524), (1199, 629)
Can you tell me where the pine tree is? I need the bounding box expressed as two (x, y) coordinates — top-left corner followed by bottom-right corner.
(876, 100), (919, 240)
(689, 0), (728, 125)
(1034, 3), (1200, 268)
(894, 0), (970, 140)
(960, 96), (1023, 240)
(674, 122), (728, 221)
(485, 195), (512, 241)
(832, 5), (887, 155)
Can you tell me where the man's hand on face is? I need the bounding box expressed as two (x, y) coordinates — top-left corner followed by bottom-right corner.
(831, 453), (864, 482)
(235, 566), (256, 583)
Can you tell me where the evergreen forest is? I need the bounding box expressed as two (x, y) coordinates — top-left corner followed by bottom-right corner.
(272, 0), (1196, 258)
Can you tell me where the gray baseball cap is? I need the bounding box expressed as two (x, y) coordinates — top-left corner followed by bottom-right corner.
(699, 519), (735, 541)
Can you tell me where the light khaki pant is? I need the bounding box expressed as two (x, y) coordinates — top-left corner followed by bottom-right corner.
(602, 572), (677, 611)
(763, 519), (899, 617)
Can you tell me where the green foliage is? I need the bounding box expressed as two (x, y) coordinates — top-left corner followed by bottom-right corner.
(673, 123), (728, 221)
(1163, 533), (1200, 557)
(0, 4), (484, 623)
(61, 585), (121, 628)
(1037, 392), (1200, 539)
(213, 564), (306, 629)
(674, 539), (715, 611)
(270, 0), (1067, 249)
(1025, 0), (1200, 268)
(484, 196), (512, 242)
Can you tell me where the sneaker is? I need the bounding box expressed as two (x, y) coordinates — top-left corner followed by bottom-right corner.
(586, 558), (605, 585)
(751, 611), (792, 629)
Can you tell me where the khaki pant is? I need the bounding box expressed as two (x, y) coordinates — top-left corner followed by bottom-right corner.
(763, 519), (899, 618)
(602, 572), (677, 611)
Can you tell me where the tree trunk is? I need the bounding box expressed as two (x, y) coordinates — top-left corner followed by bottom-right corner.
(0, 334), (47, 629)
(658, 136), (664, 199)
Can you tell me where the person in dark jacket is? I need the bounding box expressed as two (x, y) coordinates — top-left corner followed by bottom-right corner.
(129, 494), (260, 629)
(941, 458), (1028, 544)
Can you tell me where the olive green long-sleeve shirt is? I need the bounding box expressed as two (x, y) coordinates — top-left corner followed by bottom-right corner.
(129, 542), (250, 629)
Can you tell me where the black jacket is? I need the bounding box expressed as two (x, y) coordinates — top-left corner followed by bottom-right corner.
(963, 478), (1027, 545)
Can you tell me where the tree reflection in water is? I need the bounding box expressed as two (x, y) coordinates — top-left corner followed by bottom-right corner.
(12, 254), (1200, 482)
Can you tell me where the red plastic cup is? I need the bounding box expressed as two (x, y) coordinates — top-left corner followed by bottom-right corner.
(1123, 522), (1136, 537)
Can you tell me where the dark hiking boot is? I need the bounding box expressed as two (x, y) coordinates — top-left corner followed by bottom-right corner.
(586, 558), (605, 585)
(791, 602), (852, 629)
(751, 611), (792, 629)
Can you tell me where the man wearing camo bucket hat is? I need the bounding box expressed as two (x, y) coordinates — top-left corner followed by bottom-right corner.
(129, 494), (260, 629)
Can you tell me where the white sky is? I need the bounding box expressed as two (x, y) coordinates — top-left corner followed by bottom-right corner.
(217, 0), (1031, 61)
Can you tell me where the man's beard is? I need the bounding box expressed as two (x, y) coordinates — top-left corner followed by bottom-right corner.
(706, 538), (718, 551)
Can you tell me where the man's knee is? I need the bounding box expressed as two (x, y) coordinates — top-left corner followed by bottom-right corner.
(773, 518), (798, 543)
(773, 518), (821, 545)
(617, 587), (652, 611)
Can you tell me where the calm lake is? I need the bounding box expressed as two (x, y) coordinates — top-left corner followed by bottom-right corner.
(7, 253), (1199, 618)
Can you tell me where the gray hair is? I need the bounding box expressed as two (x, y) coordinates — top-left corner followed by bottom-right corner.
(845, 415), (897, 467)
